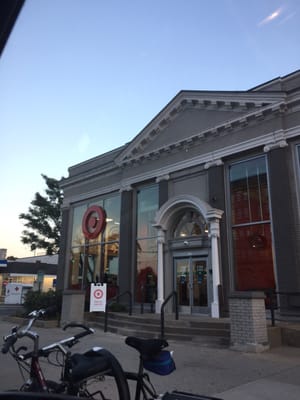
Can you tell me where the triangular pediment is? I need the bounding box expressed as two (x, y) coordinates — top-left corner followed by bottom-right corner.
(115, 90), (285, 166)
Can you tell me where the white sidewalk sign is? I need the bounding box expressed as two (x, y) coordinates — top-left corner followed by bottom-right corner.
(90, 283), (107, 312)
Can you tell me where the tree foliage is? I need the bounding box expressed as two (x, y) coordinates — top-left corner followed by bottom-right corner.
(19, 174), (63, 255)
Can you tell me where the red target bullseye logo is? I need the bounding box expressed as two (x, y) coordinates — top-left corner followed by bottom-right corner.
(93, 289), (104, 299)
(82, 205), (106, 240)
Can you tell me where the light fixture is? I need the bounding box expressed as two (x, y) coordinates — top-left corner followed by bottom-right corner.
(204, 224), (209, 234)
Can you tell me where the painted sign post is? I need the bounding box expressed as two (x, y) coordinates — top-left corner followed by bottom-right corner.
(89, 283), (107, 312)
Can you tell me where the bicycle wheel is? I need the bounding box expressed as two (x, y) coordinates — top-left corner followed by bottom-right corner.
(75, 348), (130, 400)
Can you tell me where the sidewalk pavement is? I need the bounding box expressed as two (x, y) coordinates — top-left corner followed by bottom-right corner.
(0, 319), (300, 399)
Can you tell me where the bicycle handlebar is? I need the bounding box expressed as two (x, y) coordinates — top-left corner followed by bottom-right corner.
(2, 309), (94, 358)
(2, 308), (46, 354)
(63, 322), (93, 332)
(2, 335), (17, 354)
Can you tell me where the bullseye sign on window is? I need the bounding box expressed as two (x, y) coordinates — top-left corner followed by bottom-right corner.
(90, 283), (107, 312)
(82, 205), (106, 240)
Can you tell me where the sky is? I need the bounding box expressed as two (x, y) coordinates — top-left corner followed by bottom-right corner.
(0, 0), (299, 258)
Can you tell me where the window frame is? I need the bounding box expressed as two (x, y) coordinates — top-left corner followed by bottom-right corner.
(225, 153), (274, 291)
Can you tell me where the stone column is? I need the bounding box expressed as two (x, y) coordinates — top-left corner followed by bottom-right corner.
(229, 291), (269, 352)
(206, 209), (223, 318)
(155, 229), (165, 313)
(60, 290), (85, 327)
(209, 218), (221, 318)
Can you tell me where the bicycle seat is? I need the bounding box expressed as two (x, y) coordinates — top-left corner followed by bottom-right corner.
(125, 336), (168, 358)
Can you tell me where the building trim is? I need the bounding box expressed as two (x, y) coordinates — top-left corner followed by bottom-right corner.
(62, 125), (300, 207)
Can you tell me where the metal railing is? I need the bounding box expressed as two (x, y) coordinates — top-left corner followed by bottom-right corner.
(160, 291), (178, 340)
(140, 284), (156, 314)
(104, 290), (132, 332)
(265, 289), (300, 326)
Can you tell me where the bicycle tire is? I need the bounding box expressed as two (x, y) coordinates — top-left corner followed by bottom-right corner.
(81, 348), (130, 400)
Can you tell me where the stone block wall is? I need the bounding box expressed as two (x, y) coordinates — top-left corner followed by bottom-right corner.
(229, 291), (269, 352)
(60, 290), (85, 327)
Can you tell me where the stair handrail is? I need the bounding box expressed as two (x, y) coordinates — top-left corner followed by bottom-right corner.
(140, 284), (156, 314)
(104, 290), (132, 332)
(264, 289), (300, 326)
(160, 290), (178, 340)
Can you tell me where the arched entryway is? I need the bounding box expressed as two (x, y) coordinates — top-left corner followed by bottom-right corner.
(153, 195), (223, 318)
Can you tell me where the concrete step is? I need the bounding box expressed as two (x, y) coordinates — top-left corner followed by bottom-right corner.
(85, 312), (230, 346)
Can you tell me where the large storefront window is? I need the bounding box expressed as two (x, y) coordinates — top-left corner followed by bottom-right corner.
(136, 185), (158, 302)
(69, 194), (120, 299)
(229, 156), (275, 291)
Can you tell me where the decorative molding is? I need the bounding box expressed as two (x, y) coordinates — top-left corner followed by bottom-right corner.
(263, 129), (289, 152)
(204, 158), (224, 170)
(119, 184), (133, 192)
(62, 125), (300, 205)
(115, 90), (286, 166)
(156, 174), (170, 183)
(118, 101), (287, 166)
(264, 140), (288, 152)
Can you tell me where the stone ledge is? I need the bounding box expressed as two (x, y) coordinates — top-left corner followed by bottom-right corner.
(230, 342), (270, 353)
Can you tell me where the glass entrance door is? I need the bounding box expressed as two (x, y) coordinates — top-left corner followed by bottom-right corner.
(175, 257), (209, 313)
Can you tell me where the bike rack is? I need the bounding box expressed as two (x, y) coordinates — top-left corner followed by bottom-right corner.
(160, 291), (178, 340)
(104, 290), (132, 332)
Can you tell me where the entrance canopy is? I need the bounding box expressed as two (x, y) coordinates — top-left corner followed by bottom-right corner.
(153, 194), (224, 318)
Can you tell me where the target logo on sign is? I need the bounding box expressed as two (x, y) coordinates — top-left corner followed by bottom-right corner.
(82, 205), (106, 240)
(90, 283), (107, 312)
(94, 289), (104, 299)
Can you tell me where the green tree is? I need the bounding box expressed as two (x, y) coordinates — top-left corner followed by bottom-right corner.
(19, 174), (63, 255)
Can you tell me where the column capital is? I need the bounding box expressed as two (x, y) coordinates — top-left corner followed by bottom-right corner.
(204, 158), (223, 170)
(264, 140), (288, 152)
(119, 184), (132, 192)
(156, 174), (170, 183)
(206, 208), (224, 221)
(157, 229), (165, 244)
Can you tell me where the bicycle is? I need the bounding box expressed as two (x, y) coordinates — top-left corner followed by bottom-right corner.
(2, 309), (221, 400)
(124, 336), (174, 400)
(1, 308), (130, 400)
(123, 336), (222, 400)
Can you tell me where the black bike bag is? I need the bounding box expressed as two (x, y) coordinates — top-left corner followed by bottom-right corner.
(70, 348), (110, 382)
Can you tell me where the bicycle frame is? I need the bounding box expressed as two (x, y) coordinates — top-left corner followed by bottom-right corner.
(27, 355), (48, 392)
(126, 370), (158, 400)
(3, 310), (131, 400)
(125, 354), (159, 400)
(2, 310), (94, 394)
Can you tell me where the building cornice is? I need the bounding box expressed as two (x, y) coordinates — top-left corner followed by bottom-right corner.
(118, 101), (287, 167)
(115, 92), (286, 166)
(62, 124), (300, 207)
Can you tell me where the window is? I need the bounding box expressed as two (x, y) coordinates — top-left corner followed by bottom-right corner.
(173, 210), (207, 238)
(136, 185), (158, 302)
(69, 194), (120, 299)
(229, 156), (275, 291)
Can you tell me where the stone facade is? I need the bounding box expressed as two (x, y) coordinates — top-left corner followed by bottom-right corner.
(58, 70), (300, 320)
(229, 291), (269, 352)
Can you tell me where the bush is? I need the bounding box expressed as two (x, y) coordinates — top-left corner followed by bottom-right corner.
(23, 289), (62, 318)
(108, 302), (127, 312)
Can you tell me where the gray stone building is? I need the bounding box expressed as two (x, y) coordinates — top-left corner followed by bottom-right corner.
(58, 70), (300, 318)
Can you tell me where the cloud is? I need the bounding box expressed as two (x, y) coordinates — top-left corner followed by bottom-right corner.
(77, 133), (91, 153)
(258, 7), (283, 26)
(278, 11), (297, 25)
